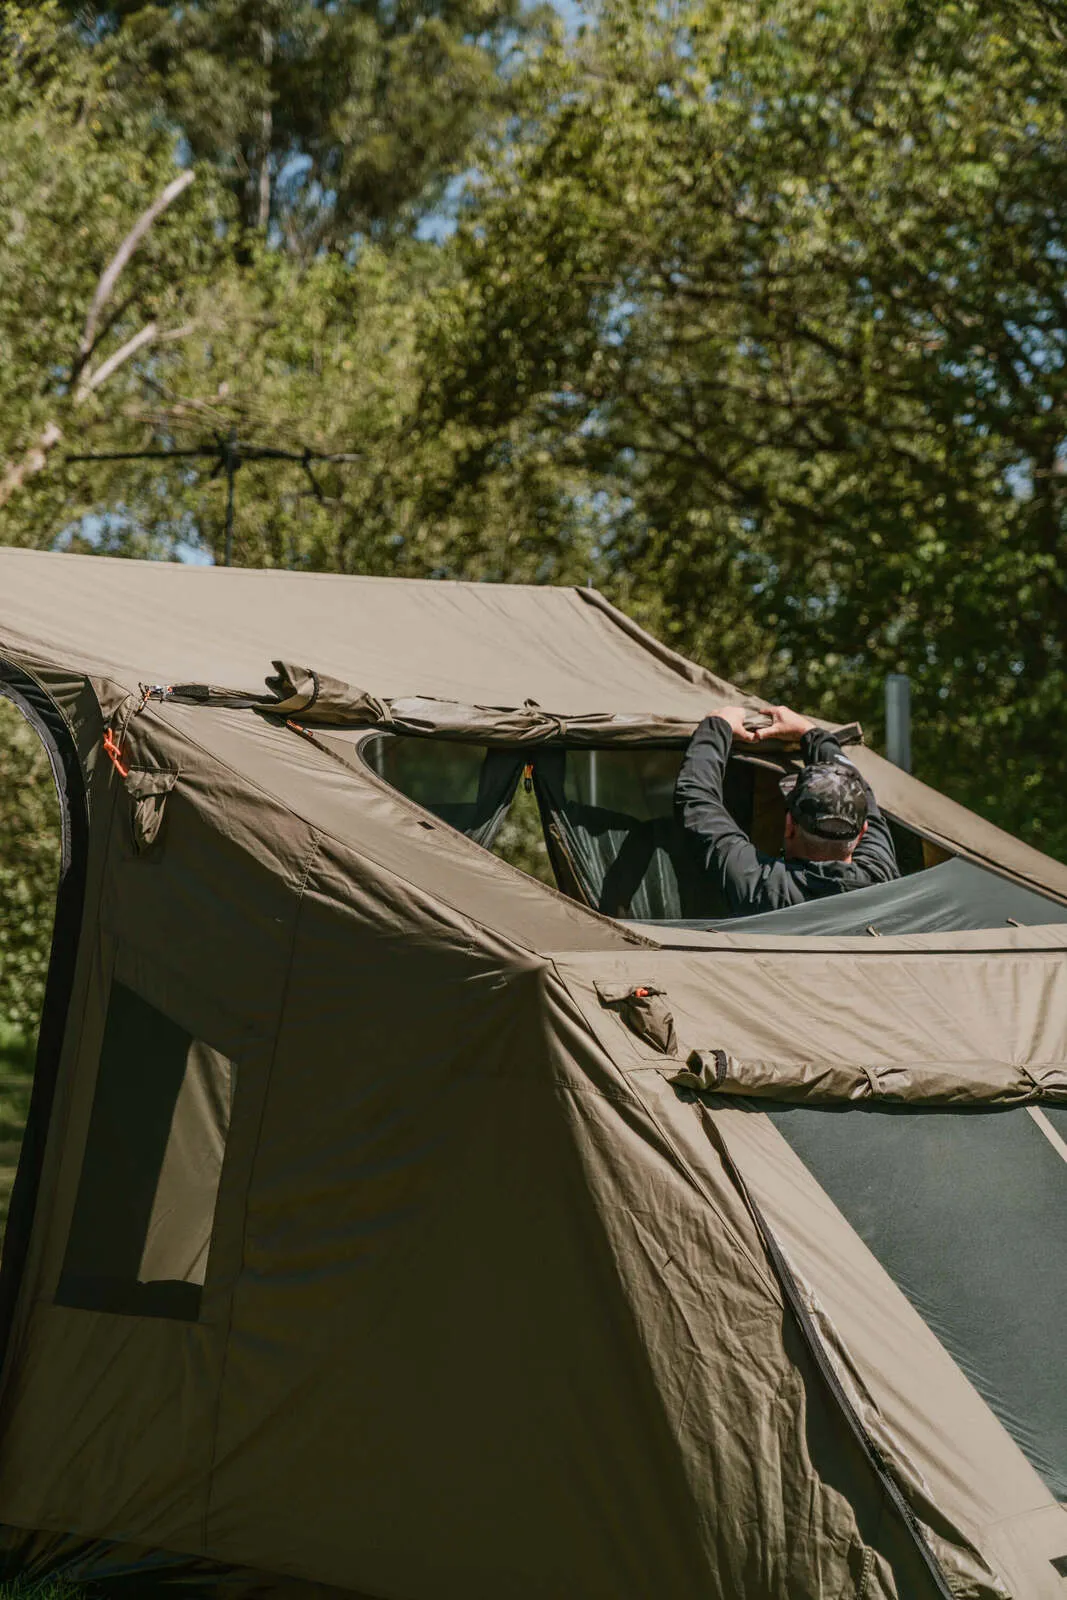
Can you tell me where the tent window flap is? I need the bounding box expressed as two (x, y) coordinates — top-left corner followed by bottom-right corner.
(57, 983), (234, 1320)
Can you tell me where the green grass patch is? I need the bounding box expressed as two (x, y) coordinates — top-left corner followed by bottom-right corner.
(0, 1024), (33, 1237)
(0, 1580), (88, 1598)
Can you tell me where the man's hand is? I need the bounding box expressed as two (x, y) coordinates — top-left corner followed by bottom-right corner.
(713, 705), (758, 743)
(755, 704), (815, 744)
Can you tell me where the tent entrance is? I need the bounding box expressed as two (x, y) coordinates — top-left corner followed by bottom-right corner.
(357, 733), (1061, 933)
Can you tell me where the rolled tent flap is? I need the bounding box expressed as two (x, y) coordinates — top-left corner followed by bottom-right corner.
(674, 1048), (1067, 1105)
(264, 662), (389, 725)
(262, 661), (861, 746)
(595, 981), (679, 1054)
(267, 675), (700, 744)
(123, 767), (179, 854)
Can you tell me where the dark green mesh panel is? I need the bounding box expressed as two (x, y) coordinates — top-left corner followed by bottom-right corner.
(768, 1103), (1067, 1498)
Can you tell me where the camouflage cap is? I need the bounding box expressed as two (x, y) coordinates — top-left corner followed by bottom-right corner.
(779, 760), (868, 842)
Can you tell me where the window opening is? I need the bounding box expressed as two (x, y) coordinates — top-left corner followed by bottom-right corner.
(356, 734), (1052, 934)
(57, 983), (234, 1320)
(361, 735), (521, 848)
(769, 1103), (1067, 1500)
(533, 746), (726, 919)
(491, 764), (555, 887)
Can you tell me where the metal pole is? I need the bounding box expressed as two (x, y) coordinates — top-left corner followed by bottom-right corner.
(885, 673), (912, 772)
(223, 428), (237, 567)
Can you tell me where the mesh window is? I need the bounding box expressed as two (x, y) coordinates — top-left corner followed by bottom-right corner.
(768, 1104), (1067, 1499)
(360, 736), (521, 847)
(57, 983), (234, 1320)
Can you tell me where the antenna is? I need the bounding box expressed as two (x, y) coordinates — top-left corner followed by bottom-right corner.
(64, 436), (362, 566)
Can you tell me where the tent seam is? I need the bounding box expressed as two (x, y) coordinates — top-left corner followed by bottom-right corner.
(545, 958), (783, 1298)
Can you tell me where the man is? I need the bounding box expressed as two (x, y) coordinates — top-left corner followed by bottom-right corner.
(675, 702), (899, 917)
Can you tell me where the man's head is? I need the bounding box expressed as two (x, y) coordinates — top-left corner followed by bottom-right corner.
(780, 761), (869, 863)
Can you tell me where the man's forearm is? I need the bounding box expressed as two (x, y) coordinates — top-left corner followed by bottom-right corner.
(675, 715), (735, 828)
(675, 716), (767, 910)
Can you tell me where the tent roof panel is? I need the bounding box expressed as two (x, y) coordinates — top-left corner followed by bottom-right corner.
(3, 548), (1066, 913)
(0, 549), (731, 716)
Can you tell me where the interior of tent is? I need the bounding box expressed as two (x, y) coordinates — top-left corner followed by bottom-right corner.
(357, 731), (1067, 933)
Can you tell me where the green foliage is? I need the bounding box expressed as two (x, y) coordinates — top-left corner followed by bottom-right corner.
(429, 0), (1067, 856)
(61, 0), (547, 252)
(0, 1025), (34, 1235)
(0, 1), (227, 553)
(0, 696), (55, 1240)
(0, 1579), (88, 1598)
(0, 700), (60, 1039)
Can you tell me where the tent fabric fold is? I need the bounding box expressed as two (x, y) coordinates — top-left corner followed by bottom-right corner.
(673, 1048), (1067, 1105)
(0, 550), (1065, 1600)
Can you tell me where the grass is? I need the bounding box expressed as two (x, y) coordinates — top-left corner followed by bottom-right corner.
(0, 1583), (88, 1598)
(0, 1027), (33, 1236)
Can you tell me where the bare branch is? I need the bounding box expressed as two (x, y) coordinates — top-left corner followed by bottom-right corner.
(75, 321), (159, 400)
(75, 168), (196, 375)
(1, 174), (200, 515)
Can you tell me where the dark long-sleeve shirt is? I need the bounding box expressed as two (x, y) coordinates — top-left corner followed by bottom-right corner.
(674, 717), (900, 917)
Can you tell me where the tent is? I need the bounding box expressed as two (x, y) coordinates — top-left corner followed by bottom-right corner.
(0, 546), (1064, 1599)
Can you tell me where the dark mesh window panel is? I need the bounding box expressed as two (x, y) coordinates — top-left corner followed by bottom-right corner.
(57, 983), (234, 1320)
(360, 735), (521, 847)
(768, 1104), (1067, 1499)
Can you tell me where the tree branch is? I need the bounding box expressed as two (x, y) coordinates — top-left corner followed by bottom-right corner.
(74, 321), (159, 400)
(74, 168), (196, 381)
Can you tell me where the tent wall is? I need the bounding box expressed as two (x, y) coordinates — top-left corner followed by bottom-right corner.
(553, 951), (1067, 1598)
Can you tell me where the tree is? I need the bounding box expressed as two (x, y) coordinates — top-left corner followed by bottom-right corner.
(0, 0), (584, 577)
(0, 2), (224, 551)
(62, 0), (545, 254)
(425, 0), (1067, 856)
(0, 699), (59, 1040)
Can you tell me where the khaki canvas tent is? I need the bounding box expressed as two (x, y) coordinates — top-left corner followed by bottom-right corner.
(0, 547), (1065, 1600)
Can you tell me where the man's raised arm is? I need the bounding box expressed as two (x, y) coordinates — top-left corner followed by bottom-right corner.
(674, 707), (768, 913)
